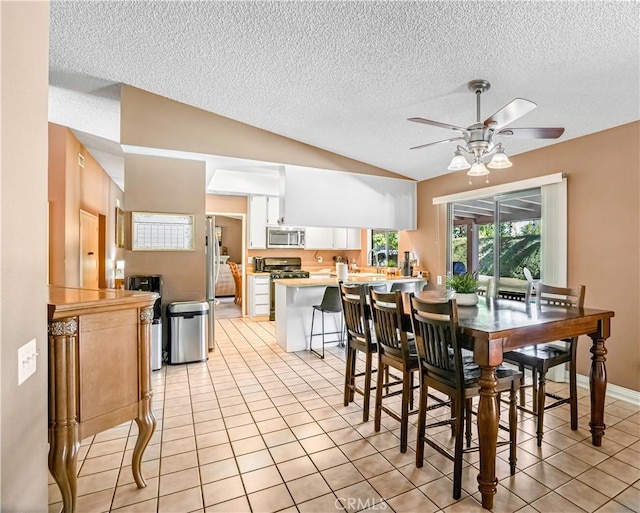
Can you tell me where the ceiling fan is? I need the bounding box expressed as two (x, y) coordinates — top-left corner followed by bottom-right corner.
(409, 79), (565, 178)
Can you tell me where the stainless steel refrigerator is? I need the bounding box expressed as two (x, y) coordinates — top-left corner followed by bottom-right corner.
(205, 216), (220, 351)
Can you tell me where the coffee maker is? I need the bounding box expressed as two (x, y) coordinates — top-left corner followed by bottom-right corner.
(253, 257), (265, 273)
(401, 251), (413, 277)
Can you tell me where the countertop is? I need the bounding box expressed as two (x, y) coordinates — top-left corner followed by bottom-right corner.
(273, 275), (427, 287)
(48, 286), (159, 318)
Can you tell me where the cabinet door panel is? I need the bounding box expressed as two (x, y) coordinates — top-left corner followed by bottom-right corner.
(249, 196), (267, 249)
(267, 196), (280, 226)
(347, 228), (361, 249)
(305, 227), (334, 249)
(333, 228), (348, 249)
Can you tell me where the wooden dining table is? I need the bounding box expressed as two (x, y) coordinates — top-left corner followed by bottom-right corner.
(406, 292), (615, 510)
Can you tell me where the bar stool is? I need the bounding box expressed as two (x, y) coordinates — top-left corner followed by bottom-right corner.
(309, 286), (343, 359)
(410, 294), (521, 499)
(503, 283), (585, 446)
(369, 289), (420, 453)
(340, 282), (385, 421)
(390, 281), (415, 293)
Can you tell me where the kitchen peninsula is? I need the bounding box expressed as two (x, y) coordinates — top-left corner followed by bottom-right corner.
(275, 275), (427, 352)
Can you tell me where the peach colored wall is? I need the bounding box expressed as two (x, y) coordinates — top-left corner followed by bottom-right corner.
(1, 1), (49, 508)
(206, 194), (247, 214)
(407, 122), (640, 391)
(124, 155), (206, 315)
(48, 123), (124, 287)
(121, 86), (407, 180)
(48, 124), (66, 285)
(215, 216), (242, 263)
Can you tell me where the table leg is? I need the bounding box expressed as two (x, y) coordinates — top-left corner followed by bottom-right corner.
(48, 317), (80, 513)
(589, 334), (607, 446)
(477, 365), (499, 510)
(49, 424), (79, 513)
(133, 307), (157, 488)
(132, 408), (156, 488)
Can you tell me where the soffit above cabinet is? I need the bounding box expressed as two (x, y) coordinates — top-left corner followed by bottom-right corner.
(283, 166), (416, 230)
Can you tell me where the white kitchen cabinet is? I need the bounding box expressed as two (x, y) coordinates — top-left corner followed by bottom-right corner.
(346, 228), (361, 249)
(266, 196), (280, 226)
(249, 195), (268, 249)
(305, 227), (361, 250)
(333, 228), (348, 249)
(333, 228), (362, 250)
(250, 195), (282, 248)
(248, 274), (270, 317)
(305, 227), (335, 249)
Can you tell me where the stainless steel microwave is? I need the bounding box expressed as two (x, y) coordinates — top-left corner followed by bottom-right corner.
(267, 227), (306, 249)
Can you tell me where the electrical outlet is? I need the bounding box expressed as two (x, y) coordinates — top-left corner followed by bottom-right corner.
(437, 275), (443, 286)
(18, 338), (38, 386)
(247, 256), (253, 263)
(317, 256), (323, 263)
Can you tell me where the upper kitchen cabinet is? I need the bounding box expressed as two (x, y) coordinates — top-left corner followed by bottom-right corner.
(305, 227), (361, 250)
(305, 227), (334, 249)
(283, 166), (416, 230)
(249, 195), (268, 249)
(249, 195), (282, 249)
(334, 228), (361, 250)
(266, 196), (280, 226)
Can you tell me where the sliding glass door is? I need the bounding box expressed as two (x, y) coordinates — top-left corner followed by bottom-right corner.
(449, 188), (542, 295)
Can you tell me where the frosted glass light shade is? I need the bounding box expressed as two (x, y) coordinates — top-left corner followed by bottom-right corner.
(488, 149), (513, 169)
(467, 161), (489, 176)
(447, 151), (471, 171)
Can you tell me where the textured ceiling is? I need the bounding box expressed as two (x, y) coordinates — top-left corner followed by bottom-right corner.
(49, 1), (639, 182)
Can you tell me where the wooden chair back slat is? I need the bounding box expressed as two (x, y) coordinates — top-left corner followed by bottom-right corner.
(410, 295), (463, 388)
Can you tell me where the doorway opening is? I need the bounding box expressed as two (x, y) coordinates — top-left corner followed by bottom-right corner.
(208, 212), (247, 320)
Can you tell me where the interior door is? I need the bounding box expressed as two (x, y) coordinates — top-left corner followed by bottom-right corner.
(80, 210), (99, 289)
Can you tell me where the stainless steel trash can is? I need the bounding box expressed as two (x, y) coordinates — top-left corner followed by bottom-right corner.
(167, 301), (209, 364)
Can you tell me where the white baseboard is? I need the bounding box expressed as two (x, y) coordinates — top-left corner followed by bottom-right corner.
(573, 373), (640, 406)
(502, 363), (640, 406)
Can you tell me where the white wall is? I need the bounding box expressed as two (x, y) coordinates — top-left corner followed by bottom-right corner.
(1, 1), (50, 509)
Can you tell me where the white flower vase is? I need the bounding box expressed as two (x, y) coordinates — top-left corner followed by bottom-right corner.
(452, 291), (479, 306)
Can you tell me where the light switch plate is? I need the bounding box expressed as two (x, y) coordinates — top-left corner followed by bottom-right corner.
(18, 338), (37, 386)
(437, 275), (443, 285)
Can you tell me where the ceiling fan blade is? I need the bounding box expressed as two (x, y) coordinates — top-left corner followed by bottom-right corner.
(484, 98), (537, 129)
(498, 127), (565, 139)
(408, 117), (467, 133)
(410, 136), (464, 150)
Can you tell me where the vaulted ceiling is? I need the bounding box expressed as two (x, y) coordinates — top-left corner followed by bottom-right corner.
(49, 1), (639, 183)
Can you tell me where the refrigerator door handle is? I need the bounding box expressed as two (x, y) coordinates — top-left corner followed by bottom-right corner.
(214, 230), (221, 283)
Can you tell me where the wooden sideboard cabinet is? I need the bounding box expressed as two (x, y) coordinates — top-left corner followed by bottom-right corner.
(48, 286), (159, 513)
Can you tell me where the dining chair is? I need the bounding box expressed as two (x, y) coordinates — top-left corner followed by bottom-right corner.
(309, 286), (343, 359)
(339, 282), (385, 421)
(228, 262), (242, 306)
(502, 283), (586, 446)
(410, 294), (521, 499)
(369, 289), (421, 453)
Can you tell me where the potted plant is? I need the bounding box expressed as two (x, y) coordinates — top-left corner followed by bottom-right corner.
(447, 272), (479, 306)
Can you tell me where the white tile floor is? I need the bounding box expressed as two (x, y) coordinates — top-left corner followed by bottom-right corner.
(49, 317), (640, 513)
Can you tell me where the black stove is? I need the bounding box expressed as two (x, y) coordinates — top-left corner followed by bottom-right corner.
(263, 257), (310, 320)
(270, 269), (310, 280)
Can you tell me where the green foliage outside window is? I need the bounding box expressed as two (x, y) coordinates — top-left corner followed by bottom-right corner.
(451, 221), (541, 279)
(371, 230), (398, 266)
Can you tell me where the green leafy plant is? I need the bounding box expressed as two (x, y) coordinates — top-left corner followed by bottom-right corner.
(447, 273), (479, 294)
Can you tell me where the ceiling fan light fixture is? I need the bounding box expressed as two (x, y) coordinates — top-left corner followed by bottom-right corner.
(467, 161), (489, 177)
(487, 146), (513, 169)
(447, 150), (471, 171)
